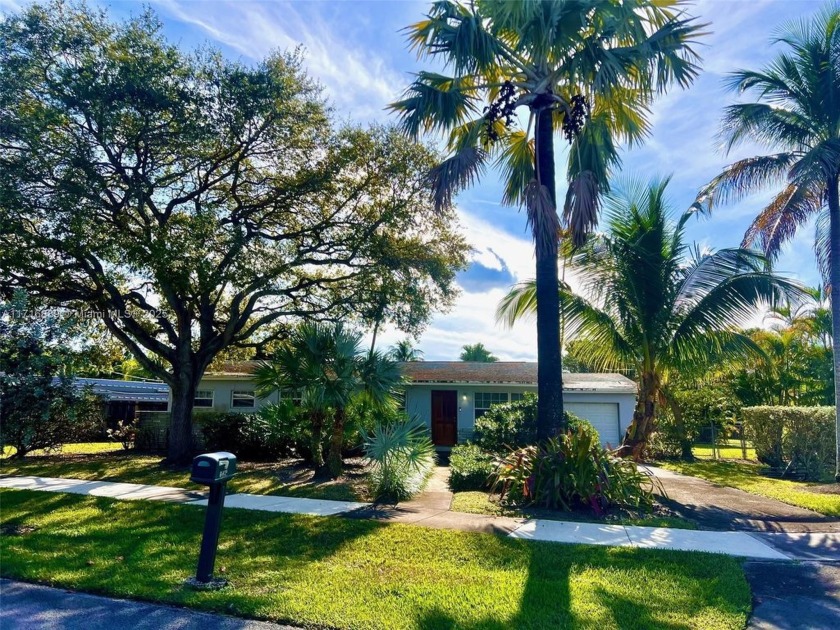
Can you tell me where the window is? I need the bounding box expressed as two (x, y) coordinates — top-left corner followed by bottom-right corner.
(474, 392), (508, 419)
(194, 390), (214, 408)
(474, 392), (525, 420)
(231, 390), (256, 409)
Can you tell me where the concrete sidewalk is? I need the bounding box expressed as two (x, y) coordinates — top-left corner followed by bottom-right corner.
(0, 579), (296, 630)
(0, 473), (805, 560)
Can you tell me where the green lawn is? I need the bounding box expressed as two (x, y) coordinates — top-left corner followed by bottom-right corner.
(2, 442), (124, 457)
(0, 446), (367, 502)
(0, 489), (750, 629)
(658, 460), (840, 517)
(692, 441), (756, 461)
(450, 491), (698, 530)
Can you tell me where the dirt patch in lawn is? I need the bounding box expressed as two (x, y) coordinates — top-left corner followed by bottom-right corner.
(805, 483), (840, 495)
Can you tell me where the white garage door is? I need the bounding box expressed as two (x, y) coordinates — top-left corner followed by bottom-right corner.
(565, 402), (621, 447)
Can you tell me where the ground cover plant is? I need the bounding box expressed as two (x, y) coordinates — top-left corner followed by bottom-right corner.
(0, 488), (750, 629)
(659, 460), (840, 517)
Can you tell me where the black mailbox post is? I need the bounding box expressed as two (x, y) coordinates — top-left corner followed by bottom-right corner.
(189, 451), (236, 588)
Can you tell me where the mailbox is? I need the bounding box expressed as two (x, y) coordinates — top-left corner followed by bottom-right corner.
(190, 452), (237, 485)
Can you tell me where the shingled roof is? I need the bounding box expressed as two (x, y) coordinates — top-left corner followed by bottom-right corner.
(203, 360), (636, 393)
(397, 362), (636, 393)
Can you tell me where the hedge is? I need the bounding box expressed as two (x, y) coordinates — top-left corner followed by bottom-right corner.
(742, 406), (836, 479)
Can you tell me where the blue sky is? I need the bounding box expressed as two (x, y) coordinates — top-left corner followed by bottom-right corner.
(1, 0), (826, 360)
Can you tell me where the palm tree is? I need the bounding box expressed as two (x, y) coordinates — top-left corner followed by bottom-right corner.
(255, 322), (402, 477)
(389, 339), (424, 362)
(460, 343), (499, 362)
(391, 0), (704, 440)
(696, 8), (840, 479)
(498, 178), (801, 459)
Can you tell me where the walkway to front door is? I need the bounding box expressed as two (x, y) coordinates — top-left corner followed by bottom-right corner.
(431, 390), (457, 446)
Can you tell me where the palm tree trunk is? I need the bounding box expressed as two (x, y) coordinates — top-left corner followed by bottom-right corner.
(327, 406), (346, 478)
(310, 410), (325, 468)
(621, 371), (659, 460)
(827, 176), (840, 482)
(534, 106), (564, 440)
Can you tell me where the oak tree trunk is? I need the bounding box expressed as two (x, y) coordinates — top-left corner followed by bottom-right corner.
(168, 370), (197, 465)
(534, 106), (565, 441)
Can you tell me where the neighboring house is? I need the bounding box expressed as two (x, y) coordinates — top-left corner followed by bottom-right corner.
(196, 361), (637, 448)
(71, 377), (170, 424)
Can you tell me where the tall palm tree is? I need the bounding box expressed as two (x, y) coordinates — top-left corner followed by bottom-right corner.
(459, 342), (499, 362)
(696, 8), (840, 479)
(391, 0), (704, 439)
(389, 339), (424, 362)
(498, 178), (801, 458)
(255, 322), (402, 477)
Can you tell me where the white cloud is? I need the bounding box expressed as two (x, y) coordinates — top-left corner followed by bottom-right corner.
(153, 0), (407, 120)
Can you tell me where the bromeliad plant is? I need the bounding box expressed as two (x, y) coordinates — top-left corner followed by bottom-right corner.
(491, 424), (659, 515)
(362, 415), (435, 503)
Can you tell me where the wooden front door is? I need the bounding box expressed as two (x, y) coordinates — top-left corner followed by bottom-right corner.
(431, 390), (458, 446)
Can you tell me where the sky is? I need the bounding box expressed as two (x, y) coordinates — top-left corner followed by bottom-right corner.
(1, 0), (827, 361)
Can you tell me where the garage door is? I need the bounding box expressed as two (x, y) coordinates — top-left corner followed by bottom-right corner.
(565, 403), (621, 447)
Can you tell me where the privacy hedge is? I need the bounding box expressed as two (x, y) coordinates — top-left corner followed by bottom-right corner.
(742, 406), (835, 479)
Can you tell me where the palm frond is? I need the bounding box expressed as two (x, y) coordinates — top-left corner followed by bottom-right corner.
(524, 179), (560, 252)
(695, 153), (798, 211)
(814, 207), (830, 292)
(741, 183), (823, 259)
(389, 72), (480, 140)
(563, 171), (599, 247)
(497, 129), (535, 206)
(426, 146), (488, 211)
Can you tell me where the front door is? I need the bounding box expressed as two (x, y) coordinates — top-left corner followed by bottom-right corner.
(431, 390), (458, 446)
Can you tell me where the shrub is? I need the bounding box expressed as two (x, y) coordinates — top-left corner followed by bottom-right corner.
(473, 393), (593, 453)
(492, 424), (657, 515)
(743, 406), (835, 479)
(449, 444), (495, 491)
(107, 419), (139, 451)
(362, 415), (435, 503)
(196, 401), (305, 461)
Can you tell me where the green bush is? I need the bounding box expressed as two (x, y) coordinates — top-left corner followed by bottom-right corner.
(492, 424), (657, 515)
(473, 393), (593, 453)
(362, 415), (435, 503)
(743, 406), (835, 478)
(449, 444), (495, 491)
(196, 401), (305, 461)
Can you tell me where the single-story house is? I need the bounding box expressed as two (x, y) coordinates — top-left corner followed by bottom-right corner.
(196, 361), (637, 448)
(70, 377), (170, 423)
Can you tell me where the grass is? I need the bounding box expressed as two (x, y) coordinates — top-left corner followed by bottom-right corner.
(450, 491), (698, 530)
(692, 441), (756, 461)
(659, 459), (840, 517)
(0, 446), (368, 502)
(2, 442), (124, 457)
(0, 488), (751, 629)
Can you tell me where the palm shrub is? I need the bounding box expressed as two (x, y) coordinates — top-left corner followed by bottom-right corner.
(362, 415), (435, 503)
(492, 425), (658, 515)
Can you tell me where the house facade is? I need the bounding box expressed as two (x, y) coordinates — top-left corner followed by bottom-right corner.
(196, 361), (637, 449)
